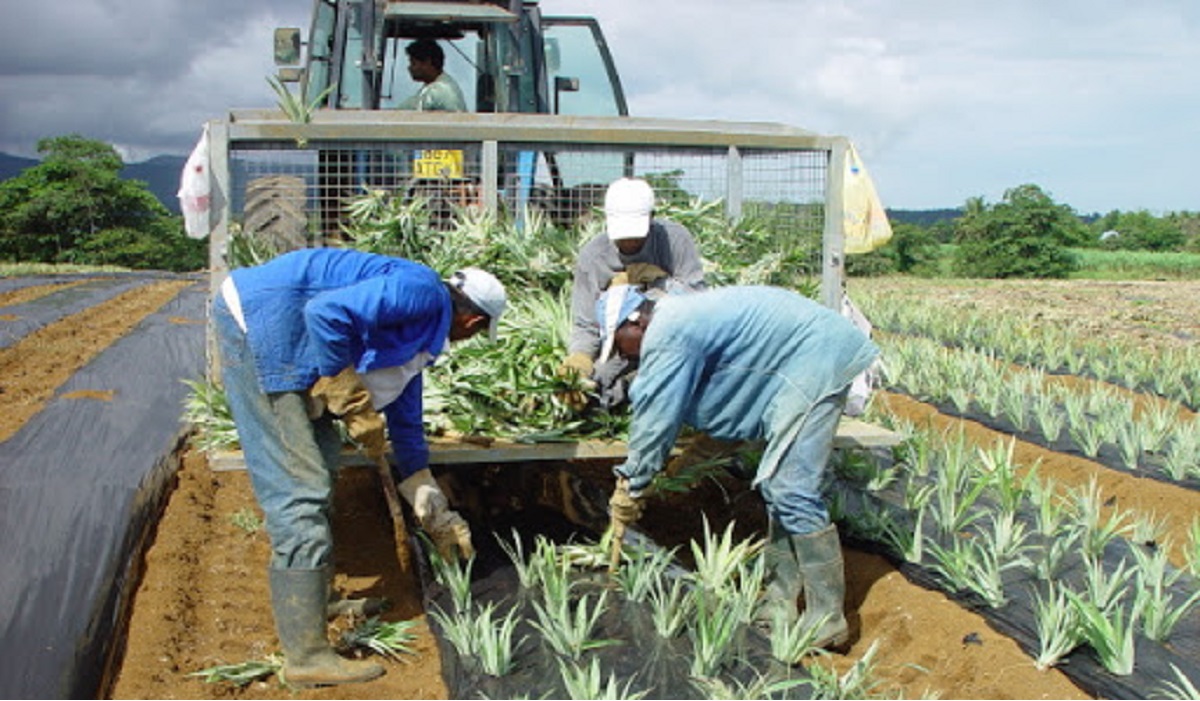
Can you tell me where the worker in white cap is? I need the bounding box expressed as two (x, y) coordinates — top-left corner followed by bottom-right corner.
(212, 247), (505, 688)
(558, 176), (706, 411)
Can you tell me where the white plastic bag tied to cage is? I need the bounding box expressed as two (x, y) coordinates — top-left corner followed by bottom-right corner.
(178, 125), (211, 239)
(842, 292), (881, 417)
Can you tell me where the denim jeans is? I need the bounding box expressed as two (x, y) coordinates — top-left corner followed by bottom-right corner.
(758, 388), (849, 536)
(213, 294), (343, 569)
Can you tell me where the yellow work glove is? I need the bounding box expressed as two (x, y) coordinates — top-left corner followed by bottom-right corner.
(398, 469), (475, 561)
(607, 271), (630, 289)
(309, 367), (388, 461)
(609, 477), (644, 529)
(555, 352), (595, 412)
(625, 262), (669, 287)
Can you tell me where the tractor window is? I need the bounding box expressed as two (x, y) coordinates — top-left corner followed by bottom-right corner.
(380, 36), (479, 111)
(541, 19), (627, 117)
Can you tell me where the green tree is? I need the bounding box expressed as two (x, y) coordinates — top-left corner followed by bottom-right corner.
(1091, 209), (1185, 251)
(0, 134), (204, 271)
(952, 184), (1082, 279)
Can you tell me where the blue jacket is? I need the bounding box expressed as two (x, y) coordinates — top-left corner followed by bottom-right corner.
(616, 286), (879, 492)
(229, 248), (451, 476)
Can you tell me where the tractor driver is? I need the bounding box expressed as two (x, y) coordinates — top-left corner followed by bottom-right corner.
(398, 38), (467, 112)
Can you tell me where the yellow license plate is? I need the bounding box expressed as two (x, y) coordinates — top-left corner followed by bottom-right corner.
(413, 149), (464, 178)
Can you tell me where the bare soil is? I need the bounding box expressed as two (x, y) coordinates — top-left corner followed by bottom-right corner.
(7, 276), (1200, 699)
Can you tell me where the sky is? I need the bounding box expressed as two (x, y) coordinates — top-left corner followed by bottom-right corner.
(1, 0), (1197, 214)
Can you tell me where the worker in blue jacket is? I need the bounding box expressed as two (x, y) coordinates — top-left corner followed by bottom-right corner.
(212, 247), (506, 687)
(601, 284), (878, 650)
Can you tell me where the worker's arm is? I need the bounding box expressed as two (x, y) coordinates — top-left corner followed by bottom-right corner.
(304, 275), (448, 377)
(658, 220), (707, 291)
(614, 347), (701, 494)
(381, 374), (429, 479)
(384, 374), (474, 560)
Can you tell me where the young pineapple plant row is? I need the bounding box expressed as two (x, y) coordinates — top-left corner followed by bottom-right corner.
(422, 519), (897, 699)
(831, 409), (1200, 689)
(855, 288), (1200, 410)
(879, 331), (1200, 488)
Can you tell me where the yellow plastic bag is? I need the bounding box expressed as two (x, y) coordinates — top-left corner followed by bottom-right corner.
(843, 142), (893, 254)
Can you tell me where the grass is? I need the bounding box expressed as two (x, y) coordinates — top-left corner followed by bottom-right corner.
(1069, 248), (1200, 280)
(0, 262), (133, 276)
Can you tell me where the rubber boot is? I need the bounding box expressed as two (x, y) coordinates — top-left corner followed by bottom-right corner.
(792, 523), (850, 650)
(753, 519), (802, 633)
(323, 565), (388, 620)
(270, 568), (385, 688)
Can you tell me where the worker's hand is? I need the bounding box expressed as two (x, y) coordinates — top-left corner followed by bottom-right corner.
(310, 367), (388, 461)
(609, 477), (644, 529)
(556, 352), (596, 412)
(557, 352), (594, 380)
(625, 263), (669, 287)
(607, 271), (630, 289)
(398, 469), (475, 561)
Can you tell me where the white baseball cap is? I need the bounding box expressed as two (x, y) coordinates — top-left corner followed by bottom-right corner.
(604, 177), (655, 240)
(449, 268), (507, 341)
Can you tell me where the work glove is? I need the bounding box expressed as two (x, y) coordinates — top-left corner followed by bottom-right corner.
(607, 271), (630, 289)
(624, 262), (669, 287)
(398, 468), (475, 561)
(609, 477), (644, 529)
(556, 352), (596, 412)
(309, 366), (389, 461)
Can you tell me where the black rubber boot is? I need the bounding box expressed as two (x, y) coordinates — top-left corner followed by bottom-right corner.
(753, 519), (802, 633)
(270, 568), (385, 688)
(792, 523), (850, 650)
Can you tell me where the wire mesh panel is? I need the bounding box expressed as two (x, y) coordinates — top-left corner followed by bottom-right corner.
(214, 111), (843, 300)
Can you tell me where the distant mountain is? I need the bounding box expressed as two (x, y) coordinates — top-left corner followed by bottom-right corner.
(122, 155), (186, 214)
(0, 152), (39, 181)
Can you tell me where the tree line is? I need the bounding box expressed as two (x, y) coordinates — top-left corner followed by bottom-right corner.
(2, 134), (1196, 278)
(854, 185), (1200, 278)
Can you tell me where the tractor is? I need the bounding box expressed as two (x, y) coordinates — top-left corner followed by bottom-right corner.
(245, 0), (631, 247)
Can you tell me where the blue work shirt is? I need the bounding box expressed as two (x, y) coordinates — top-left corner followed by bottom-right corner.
(616, 286), (880, 492)
(228, 248), (451, 476)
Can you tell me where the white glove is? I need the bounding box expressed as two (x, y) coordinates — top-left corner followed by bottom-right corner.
(397, 469), (475, 561)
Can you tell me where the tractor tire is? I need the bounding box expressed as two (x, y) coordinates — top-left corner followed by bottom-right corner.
(242, 175), (309, 253)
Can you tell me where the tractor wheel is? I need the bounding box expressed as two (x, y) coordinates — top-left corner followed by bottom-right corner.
(242, 175), (309, 253)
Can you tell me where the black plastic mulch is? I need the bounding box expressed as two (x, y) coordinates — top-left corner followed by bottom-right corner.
(917, 397), (1200, 493)
(0, 275), (162, 349)
(417, 477), (809, 700)
(837, 479), (1200, 700)
(0, 274), (207, 699)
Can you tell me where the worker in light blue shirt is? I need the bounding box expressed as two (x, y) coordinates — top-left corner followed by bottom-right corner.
(601, 284), (878, 650)
(213, 247), (505, 687)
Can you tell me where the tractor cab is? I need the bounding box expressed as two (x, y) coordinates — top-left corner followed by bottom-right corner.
(274, 0), (628, 117)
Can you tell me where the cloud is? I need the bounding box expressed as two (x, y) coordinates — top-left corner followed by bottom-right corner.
(1, 0), (1197, 211)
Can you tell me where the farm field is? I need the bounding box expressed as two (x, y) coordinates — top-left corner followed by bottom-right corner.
(4, 275), (1198, 699)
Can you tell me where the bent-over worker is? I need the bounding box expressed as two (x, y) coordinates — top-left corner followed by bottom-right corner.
(602, 285), (879, 649)
(212, 248), (505, 687)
